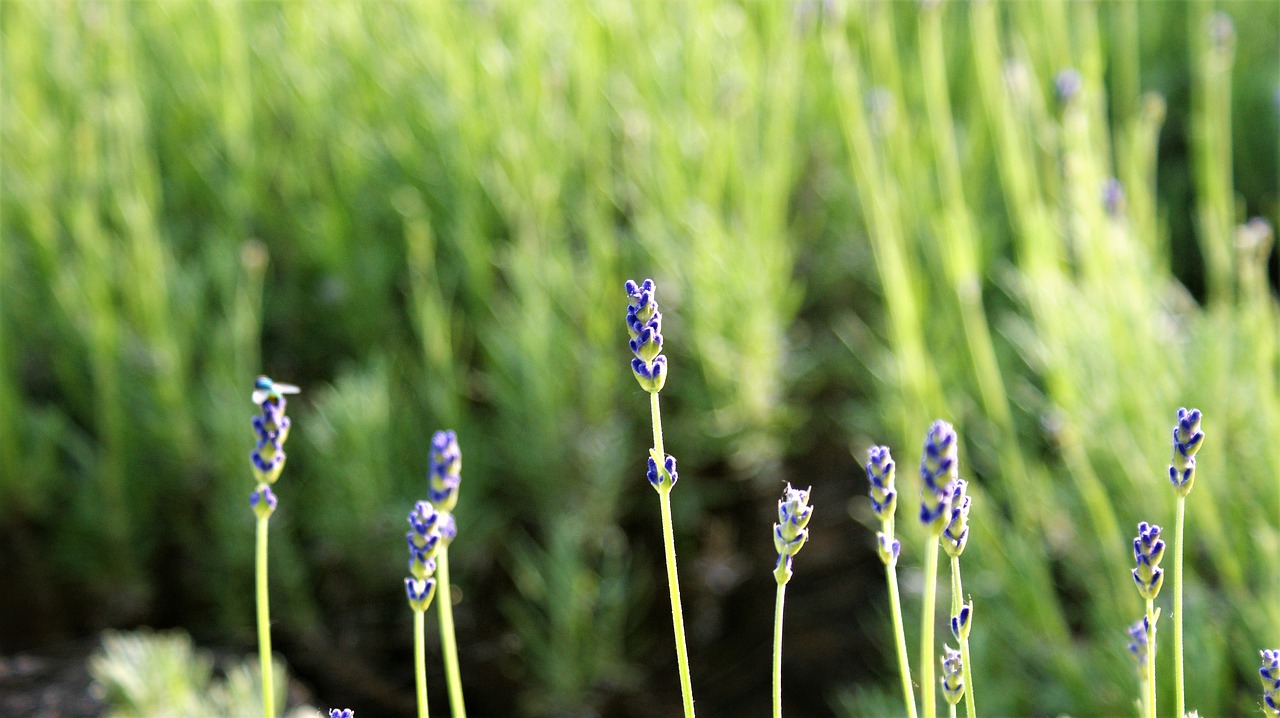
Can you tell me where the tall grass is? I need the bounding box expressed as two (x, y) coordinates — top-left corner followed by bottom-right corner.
(1, 1), (1277, 715)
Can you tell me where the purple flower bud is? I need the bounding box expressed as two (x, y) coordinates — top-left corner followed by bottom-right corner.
(1132, 522), (1165, 600)
(1169, 408), (1204, 496)
(626, 279), (668, 393)
(428, 430), (462, 513)
(249, 380), (293, 486)
(940, 645), (965, 705)
(405, 576), (438, 613)
(1127, 616), (1150, 671)
(942, 479), (971, 558)
(866, 446), (897, 521)
(329, 710), (354, 718)
(920, 420), (958, 533)
(1260, 649), (1280, 716)
(646, 454), (679, 491)
(249, 485), (277, 519)
(773, 484), (814, 585)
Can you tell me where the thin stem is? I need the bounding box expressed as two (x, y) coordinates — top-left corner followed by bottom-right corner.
(415, 609), (429, 718)
(1173, 495), (1186, 718)
(951, 556), (976, 718)
(1146, 598), (1157, 718)
(949, 703), (958, 718)
(651, 391), (695, 717)
(659, 486), (696, 717)
(437, 548), (467, 717)
(921, 535), (940, 718)
(886, 558), (919, 718)
(255, 513), (275, 718)
(773, 581), (786, 718)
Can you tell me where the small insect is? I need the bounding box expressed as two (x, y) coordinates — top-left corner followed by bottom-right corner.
(252, 375), (300, 404)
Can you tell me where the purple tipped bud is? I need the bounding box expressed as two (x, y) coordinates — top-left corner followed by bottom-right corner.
(1170, 408), (1204, 496)
(1127, 617), (1150, 671)
(866, 445), (897, 521)
(1133, 522), (1166, 600)
(1261, 649), (1280, 716)
(329, 710), (354, 718)
(646, 454), (678, 492)
(428, 430), (462, 513)
(250, 485), (277, 519)
(951, 601), (972, 642)
(773, 484), (814, 584)
(940, 646), (965, 705)
(626, 279), (668, 393)
(405, 577), (438, 612)
(942, 479), (971, 558)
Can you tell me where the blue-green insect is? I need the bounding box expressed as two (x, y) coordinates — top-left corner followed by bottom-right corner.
(252, 375), (300, 404)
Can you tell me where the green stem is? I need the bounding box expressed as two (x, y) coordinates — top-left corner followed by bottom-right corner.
(951, 556), (976, 718)
(1146, 598), (1158, 718)
(1173, 496), (1186, 718)
(651, 392), (695, 717)
(415, 609), (429, 718)
(256, 512), (275, 718)
(437, 548), (467, 717)
(921, 535), (940, 718)
(886, 557), (918, 718)
(773, 581), (786, 718)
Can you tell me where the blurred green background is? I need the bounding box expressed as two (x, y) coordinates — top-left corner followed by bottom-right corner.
(1, 0), (1278, 716)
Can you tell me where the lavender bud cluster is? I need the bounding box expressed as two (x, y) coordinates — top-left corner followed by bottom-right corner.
(1261, 649), (1280, 717)
(405, 500), (442, 613)
(1168, 408), (1204, 497)
(773, 484), (814, 585)
(1132, 522), (1166, 601)
(428, 430), (462, 546)
(920, 420), (958, 533)
(626, 279), (667, 394)
(942, 479), (971, 558)
(249, 376), (295, 518)
(1126, 616), (1149, 672)
(941, 645), (965, 705)
(329, 710), (354, 718)
(866, 446), (900, 565)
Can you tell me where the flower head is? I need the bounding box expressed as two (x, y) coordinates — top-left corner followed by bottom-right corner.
(773, 484), (814, 585)
(407, 501), (442, 580)
(942, 478), (971, 558)
(866, 445), (897, 521)
(249, 379), (294, 485)
(428, 430), (462, 514)
(329, 710), (355, 718)
(1261, 649), (1280, 716)
(1169, 407), (1204, 496)
(626, 279), (667, 393)
(920, 420), (957, 532)
(249, 485), (277, 519)
(1132, 521), (1165, 600)
(940, 645), (965, 705)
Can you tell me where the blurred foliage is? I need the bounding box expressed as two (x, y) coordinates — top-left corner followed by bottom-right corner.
(89, 629), (311, 718)
(1, 0), (1278, 716)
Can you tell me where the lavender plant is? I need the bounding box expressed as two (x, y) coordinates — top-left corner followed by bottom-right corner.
(406, 500), (443, 718)
(942, 479), (975, 718)
(940, 646), (965, 717)
(1261, 649), (1279, 717)
(1132, 522), (1165, 718)
(772, 484), (813, 718)
(919, 421), (958, 718)
(866, 446), (917, 718)
(1168, 407), (1204, 717)
(1127, 617), (1150, 716)
(626, 278), (695, 717)
(249, 376), (298, 718)
(426, 429), (467, 717)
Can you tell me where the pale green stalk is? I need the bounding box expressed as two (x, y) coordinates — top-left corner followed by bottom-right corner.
(415, 609), (429, 718)
(436, 549), (466, 718)
(951, 556), (975, 718)
(886, 524), (918, 718)
(256, 514), (275, 718)
(1173, 496), (1186, 718)
(1145, 599), (1157, 718)
(651, 392), (695, 717)
(772, 582), (786, 718)
(921, 536), (940, 718)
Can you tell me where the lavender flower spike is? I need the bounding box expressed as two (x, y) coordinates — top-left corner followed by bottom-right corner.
(1132, 522), (1165, 600)
(773, 484), (814, 585)
(866, 446), (900, 565)
(428, 429), (462, 516)
(626, 279), (667, 394)
(249, 376), (296, 485)
(1261, 649), (1280, 716)
(920, 420), (958, 532)
(942, 479), (971, 558)
(1169, 408), (1204, 496)
(406, 501), (442, 611)
(940, 646), (965, 705)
